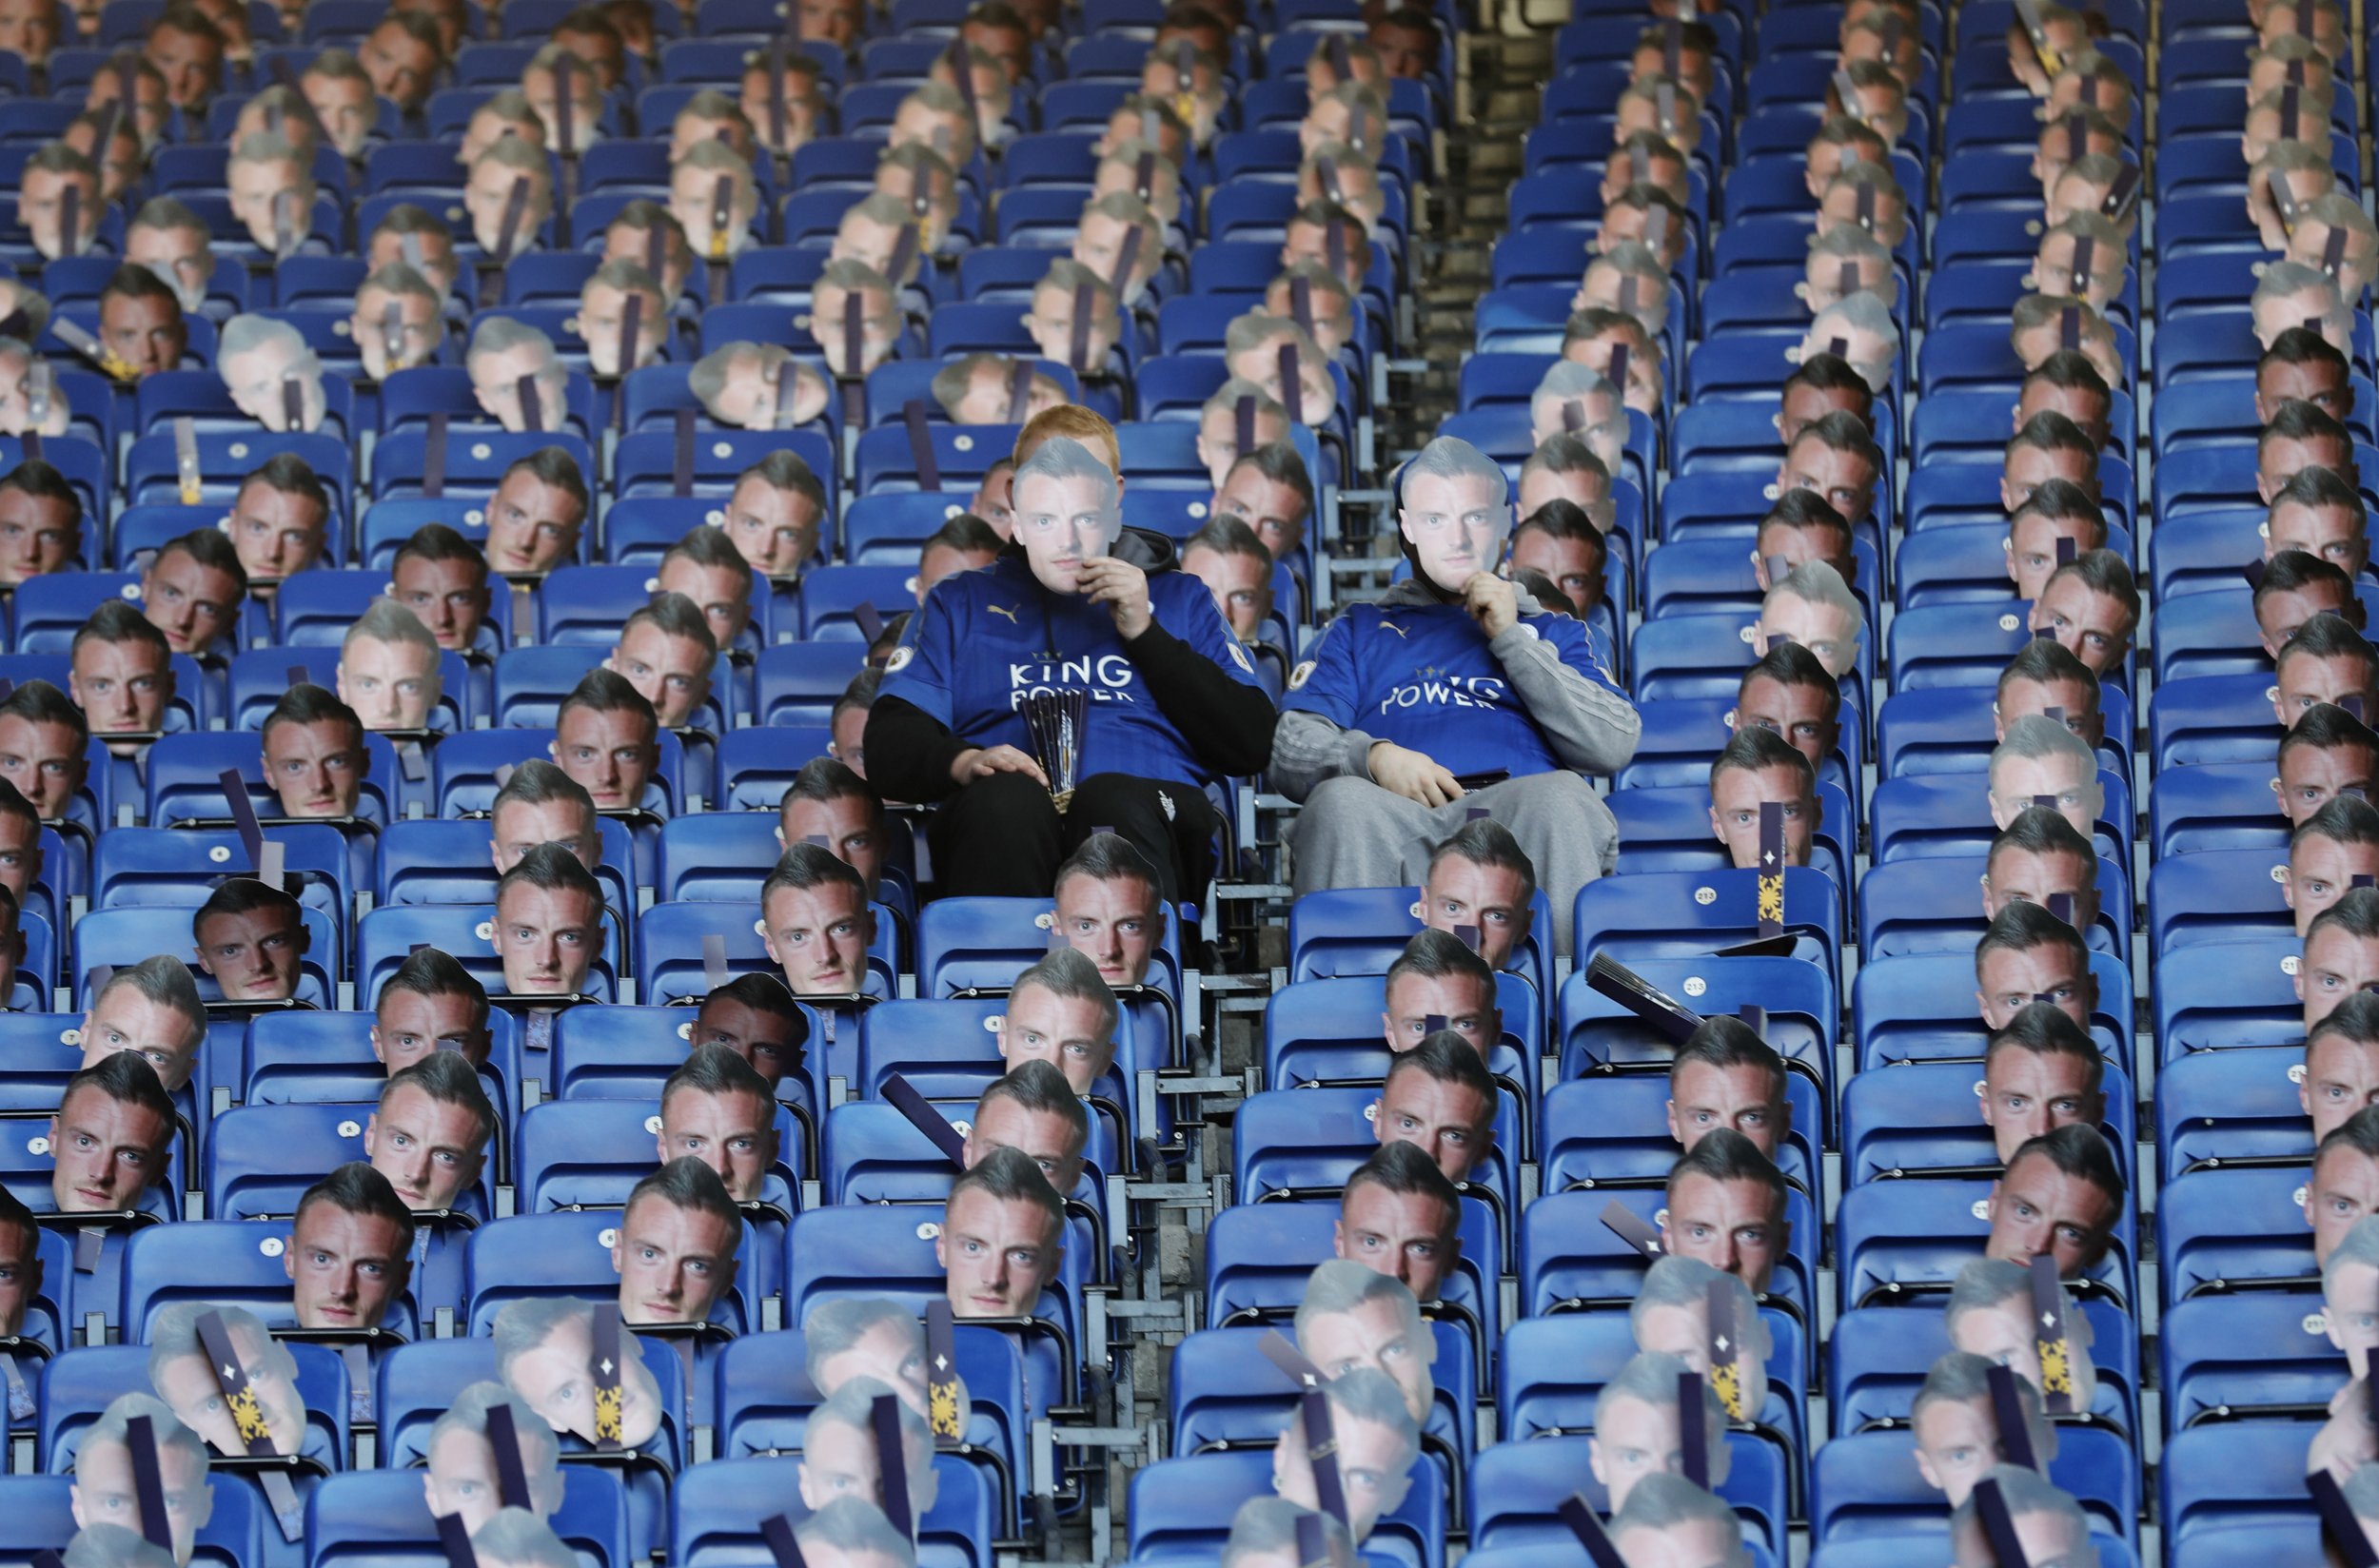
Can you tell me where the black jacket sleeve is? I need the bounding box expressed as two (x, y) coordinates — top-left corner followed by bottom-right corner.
(1124, 617), (1279, 778)
(863, 695), (970, 805)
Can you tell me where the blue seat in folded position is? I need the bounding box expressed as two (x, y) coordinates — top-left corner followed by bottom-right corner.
(0, 1471), (258, 1568)
(1812, 1427), (2140, 1552)
(2156, 1047), (2313, 1183)
(306, 1465), (632, 1568)
(2161, 1292), (2349, 1432)
(1836, 1177), (2136, 1314)
(2153, 936), (2304, 1063)
(1125, 1449), (1448, 1568)
(1469, 1429), (1789, 1557)
(2158, 1165), (2319, 1303)
(1826, 1298), (2139, 1440)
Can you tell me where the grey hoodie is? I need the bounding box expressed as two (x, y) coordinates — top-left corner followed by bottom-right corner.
(1269, 577), (1642, 801)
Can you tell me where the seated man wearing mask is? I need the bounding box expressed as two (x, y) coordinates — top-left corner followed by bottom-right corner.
(868, 432), (1273, 906)
(1277, 437), (1639, 958)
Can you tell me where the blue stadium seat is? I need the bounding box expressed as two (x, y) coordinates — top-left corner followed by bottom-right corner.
(1841, 1061), (2137, 1186)
(2146, 848), (2295, 957)
(2153, 937), (2304, 1063)
(673, 1454), (998, 1568)
(1836, 1178), (2136, 1312)
(1853, 950), (2133, 1072)
(1827, 1299), (2140, 1440)
(122, 1214), (422, 1339)
(2159, 1166), (2319, 1303)
(2162, 1421), (2324, 1545)
(516, 1097), (801, 1212)
(0, 1470), (257, 1568)
(1517, 1186), (1816, 1324)
(1574, 868), (1844, 988)
(1813, 1428), (2139, 1552)
(306, 1464), (633, 1568)
(1125, 1450), (1446, 1568)
(2162, 1292), (2347, 1432)
(2156, 1047), (2313, 1184)
(1467, 1432), (1785, 1560)
(463, 1207), (757, 1334)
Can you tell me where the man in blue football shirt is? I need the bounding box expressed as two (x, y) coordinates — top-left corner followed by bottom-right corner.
(1273, 436), (1640, 955)
(866, 428), (1275, 904)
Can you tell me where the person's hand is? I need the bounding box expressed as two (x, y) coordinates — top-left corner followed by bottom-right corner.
(952, 745), (1050, 787)
(1465, 571), (1519, 639)
(1369, 741), (1463, 807)
(1080, 556), (1152, 639)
